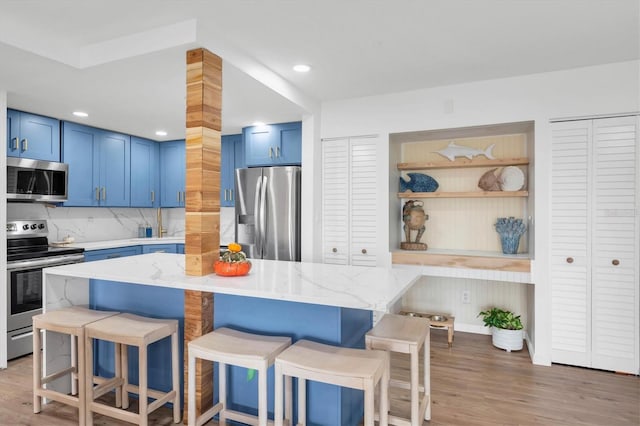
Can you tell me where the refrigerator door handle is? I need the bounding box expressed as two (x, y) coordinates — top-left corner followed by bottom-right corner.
(254, 177), (263, 256)
(258, 175), (268, 257)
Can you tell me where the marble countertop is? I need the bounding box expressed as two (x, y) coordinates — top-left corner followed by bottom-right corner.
(43, 253), (421, 312)
(59, 237), (185, 251)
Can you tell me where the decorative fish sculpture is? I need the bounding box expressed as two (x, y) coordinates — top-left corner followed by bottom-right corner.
(434, 142), (496, 162)
(400, 173), (439, 192)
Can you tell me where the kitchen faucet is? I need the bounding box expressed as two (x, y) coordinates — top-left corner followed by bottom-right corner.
(157, 208), (167, 238)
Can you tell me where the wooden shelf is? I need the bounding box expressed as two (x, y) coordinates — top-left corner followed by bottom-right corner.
(397, 157), (529, 170)
(398, 190), (528, 199)
(392, 250), (531, 272)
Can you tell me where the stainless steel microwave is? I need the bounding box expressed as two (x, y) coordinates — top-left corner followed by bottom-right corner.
(6, 157), (68, 202)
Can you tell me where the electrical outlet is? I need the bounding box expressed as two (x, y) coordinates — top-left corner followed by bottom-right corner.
(462, 290), (470, 304)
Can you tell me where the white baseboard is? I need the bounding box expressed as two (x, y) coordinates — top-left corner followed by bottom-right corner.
(453, 323), (491, 335)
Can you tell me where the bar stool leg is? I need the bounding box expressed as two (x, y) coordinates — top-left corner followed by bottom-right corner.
(32, 325), (42, 414)
(172, 331), (180, 423)
(219, 362), (227, 425)
(121, 343), (129, 409)
(258, 361), (268, 426)
(188, 352), (196, 426)
(274, 363), (283, 426)
(139, 344), (149, 426)
(71, 334), (78, 396)
(114, 343), (122, 408)
(380, 354), (389, 426)
(285, 375), (292, 424)
(85, 335), (94, 426)
(298, 378), (306, 426)
(364, 379), (374, 426)
(77, 331), (86, 426)
(424, 336), (431, 421)
(410, 345), (419, 426)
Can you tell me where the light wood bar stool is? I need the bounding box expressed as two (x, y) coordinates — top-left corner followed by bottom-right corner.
(365, 314), (431, 426)
(84, 313), (180, 426)
(33, 306), (119, 426)
(187, 327), (292, 426)
(274, 339), (390, 426)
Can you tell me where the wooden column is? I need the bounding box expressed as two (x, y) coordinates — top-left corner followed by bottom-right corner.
(183, 48), (221, 421)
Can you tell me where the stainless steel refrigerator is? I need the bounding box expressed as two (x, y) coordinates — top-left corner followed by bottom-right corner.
(235, 166), (301, 261)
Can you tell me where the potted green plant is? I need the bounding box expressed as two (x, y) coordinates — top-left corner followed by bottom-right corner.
(478, 307), (523, 352)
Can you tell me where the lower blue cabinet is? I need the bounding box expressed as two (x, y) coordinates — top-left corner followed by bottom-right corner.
(84, 246), (142, 262)
(141, 244), (178, 254)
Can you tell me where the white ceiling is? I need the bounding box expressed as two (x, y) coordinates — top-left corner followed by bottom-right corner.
(0, 0), (638, 139)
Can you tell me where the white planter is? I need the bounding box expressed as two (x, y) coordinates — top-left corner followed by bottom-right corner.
(491, 327), (523, 352)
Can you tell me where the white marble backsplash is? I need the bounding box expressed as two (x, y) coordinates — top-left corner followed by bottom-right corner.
(7, 203), (234, 244)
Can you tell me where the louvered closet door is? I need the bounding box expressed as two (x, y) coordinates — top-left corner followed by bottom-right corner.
(322, 139), (349, 265)
(590, 116), (639, 374)
(349, 137), (378, 267)
(551, 121), (592, 367)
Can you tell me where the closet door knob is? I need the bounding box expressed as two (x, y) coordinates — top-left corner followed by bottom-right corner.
(566, 257), (574, 264)
(612, 259), (620, 266)
(361, 249), (367, 254)
(332, 248), (337, 253)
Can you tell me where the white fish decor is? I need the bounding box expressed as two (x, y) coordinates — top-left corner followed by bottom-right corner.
(434, 142), (496, 162)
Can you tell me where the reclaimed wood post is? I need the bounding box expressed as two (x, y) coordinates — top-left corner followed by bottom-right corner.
(184, 47), (221, 422)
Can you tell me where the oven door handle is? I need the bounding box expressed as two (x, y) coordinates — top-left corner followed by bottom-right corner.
(7, 254), (85, 271)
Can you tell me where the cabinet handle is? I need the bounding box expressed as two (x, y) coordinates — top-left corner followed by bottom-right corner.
(230, 188), (233, 201)
(361, 248), (367, 254)
(151, 191), (155, 203)
(95, 187), (100, 201)
(12, 138), (18, 150)
(181, 191), (185, 203)
(276, 146), (280, 158)
(177, 191), (180, 203)
(101, 187), (106, 200)
(332, 248), (337, 253)
(22, 138), (28, 151)
(269, 147), (273, 158)
(566, 257), (574, 264)
(612, 259), (620, 266)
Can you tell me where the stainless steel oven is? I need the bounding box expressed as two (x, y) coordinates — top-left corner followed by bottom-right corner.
(6, 220), (84, 360)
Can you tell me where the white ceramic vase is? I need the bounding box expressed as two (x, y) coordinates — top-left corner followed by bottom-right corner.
(491, 327), (523, 352)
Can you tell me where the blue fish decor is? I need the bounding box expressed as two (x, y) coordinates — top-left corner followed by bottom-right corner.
(400, 173), (439, 193)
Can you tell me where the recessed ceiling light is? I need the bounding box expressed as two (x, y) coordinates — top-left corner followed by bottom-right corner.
(72, 111), (88, 117)
(155, 130), (168, 136)
(293, 64), (311, 73)
(252, 121), (266, 127)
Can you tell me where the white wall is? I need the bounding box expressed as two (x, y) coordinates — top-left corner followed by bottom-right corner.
(1, 92), (7, 368)
(318, 60), (640, 366)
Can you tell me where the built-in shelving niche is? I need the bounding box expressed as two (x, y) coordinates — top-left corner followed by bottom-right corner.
(389, 121), (535, 273)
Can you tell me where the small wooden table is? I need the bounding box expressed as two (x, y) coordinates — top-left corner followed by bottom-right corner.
(401, 311), (455, 347)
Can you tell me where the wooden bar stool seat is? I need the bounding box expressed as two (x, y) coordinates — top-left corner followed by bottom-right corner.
(32, 306), (119, 426)
(366, 314), (431, 426)
(274, 339), (390, 426)
(84, 313), (180, 426)
(187, 327), (292, 426)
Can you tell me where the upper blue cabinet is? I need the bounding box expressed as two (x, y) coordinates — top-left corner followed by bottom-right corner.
(62, 122), (130, 207)
(6, 109), (61, 161)
(130, 136), (160, 207)
(221, 134), (243, 207)
(243, 121), (301, 167)
(159, 140), (186, 207)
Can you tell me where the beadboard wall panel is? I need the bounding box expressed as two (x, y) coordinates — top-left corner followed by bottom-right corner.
(402, 276), (530, 333)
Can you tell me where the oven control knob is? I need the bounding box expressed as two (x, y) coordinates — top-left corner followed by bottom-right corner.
(38, 224), (45, 229)
(30, 224), (37, 230)
(23, 224), (29, 230)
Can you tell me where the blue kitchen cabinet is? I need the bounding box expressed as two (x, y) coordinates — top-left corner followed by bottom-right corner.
(243, 121), (301, 167)
(177, 244), (185, 254)
(130, 136), (159, 207)
(159, 140), (185, 207)
(62, 122), (130, 207)
(84, 246), (142, 262)
(6, 109), (61, 161)
(141, 244), (178, 254)
(221, 134), (243, 207)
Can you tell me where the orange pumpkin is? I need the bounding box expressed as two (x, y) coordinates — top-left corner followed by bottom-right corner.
(214, 260), (251, 276)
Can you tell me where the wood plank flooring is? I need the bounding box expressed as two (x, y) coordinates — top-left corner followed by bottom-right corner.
(0, 331), (638, 425)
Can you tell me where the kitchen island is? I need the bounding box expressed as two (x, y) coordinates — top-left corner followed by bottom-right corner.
(42, 253), (421, 425)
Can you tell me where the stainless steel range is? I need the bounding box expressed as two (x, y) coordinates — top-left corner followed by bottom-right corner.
(6, 220), (84, 360)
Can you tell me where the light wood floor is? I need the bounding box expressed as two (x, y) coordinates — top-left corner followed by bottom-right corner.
(1, 331), (638, 425)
